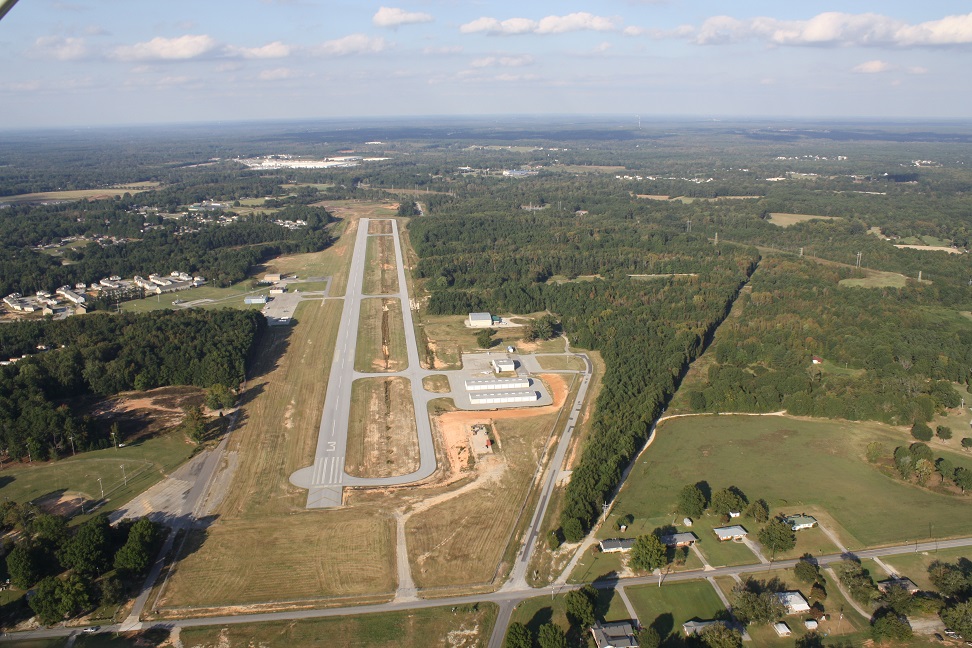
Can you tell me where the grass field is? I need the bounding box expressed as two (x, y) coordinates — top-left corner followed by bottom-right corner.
(0, 182), (160, 205)
(535, 356), (587, 371)
(880, 546), (972, 591)
(362, 232), (399, 295)
(838, 269), (909, 288)
(625, 580), (725, 637)
(123, 282), (270, 313)
(607, 415), (972, 551)
(354, 298), (408, 373)
(419, 315), (483, 370)
(346, 377), (419, 479)
(178, 603), (498, 648)
(405, 382), (569, 589)
(0, 429), (195, 517)
(422, 374), (451, 393)
(767, 213), (842, 227)
(508, 588), (629, 644)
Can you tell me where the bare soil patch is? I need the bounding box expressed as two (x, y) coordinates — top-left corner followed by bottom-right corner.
(363, 234), (399, 295)
(368, 220), (393, 234)
(768, 213), (842, 227)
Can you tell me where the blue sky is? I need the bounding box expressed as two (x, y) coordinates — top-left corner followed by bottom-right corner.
(2, 1), (971, 128)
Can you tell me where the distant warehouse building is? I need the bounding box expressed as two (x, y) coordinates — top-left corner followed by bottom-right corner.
(464, 378), (530, 392)
(469, 391), (538, 405)
(468, 312), (493, 328)
(244, 296), (268, 305)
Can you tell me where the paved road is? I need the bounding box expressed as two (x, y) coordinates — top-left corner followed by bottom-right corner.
(12, 536), (972, 643)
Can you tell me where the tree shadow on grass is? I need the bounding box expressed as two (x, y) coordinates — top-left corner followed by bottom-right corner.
(524, 605), (554, 638)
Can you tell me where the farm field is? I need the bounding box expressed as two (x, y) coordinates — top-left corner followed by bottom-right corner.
(606, 415), (972, 551)
(353, 298), (408, 373)
(404, 374), (571, 589)
(178, 603), (498, 648)
(362, 231), (399, 295)
(0, 182), (160, 205)
(345, 377), (419, 479)
(767, 212), (842, 227)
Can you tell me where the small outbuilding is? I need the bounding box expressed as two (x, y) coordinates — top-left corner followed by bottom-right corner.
(264, 273), (282, 282)
(713, 525), (748, 541)
(773, 622), (792, 637)
(805, 619), (819, 631)
(492, 358), (516, 373)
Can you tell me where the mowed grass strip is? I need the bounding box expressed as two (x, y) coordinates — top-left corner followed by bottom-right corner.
(535, 355), (586, 371)
(362, 234), (399, 295)
(162, 511), (396, 606)
(368, 219), (393, 235)
(179, 602), (497, 648)
(345, 377), (419, 479)
(610, 415), (972, 550)
(406, 404), (562, 588)
(354, 298), (408, 373)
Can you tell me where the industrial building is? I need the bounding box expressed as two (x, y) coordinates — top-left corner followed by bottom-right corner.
(464, 378), (530, 392)
(468, 312), (493, 328)
(468, 391), (538, 405)
(492, 358), (516, 373)
(244, 296), (268, 305)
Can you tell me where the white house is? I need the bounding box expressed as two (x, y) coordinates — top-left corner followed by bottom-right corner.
(777, 591), (811, 614)
(713, 525), (748, 541)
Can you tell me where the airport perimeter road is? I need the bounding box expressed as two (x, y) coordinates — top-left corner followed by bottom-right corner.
(11, 536), (972, 643)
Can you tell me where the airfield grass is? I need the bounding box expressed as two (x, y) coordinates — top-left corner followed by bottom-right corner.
(608, 415), (972, 551)
(535, 355), (587, 371)
(122, 282), (269, 313)
(418, 315), (483, 370)
(162, 214), (400, 607)
(368, 219), (393, 234)
(0, 430), (195, 516)
(345, 377), (419, 479)
(626, 580), (725, 634)
(422, 374), (451, 393)
(178, 603), (498, 648)
(353, 298), (408, 373)
(405, 400), (565, 589)
(362, 233), (399, 295)
(767, 213), (843, 227)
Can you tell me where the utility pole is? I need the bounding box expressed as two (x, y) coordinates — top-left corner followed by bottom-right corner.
(111, 430), (118, 449)
(686, 220), (692, 233)
(97, 477), (104, 499)
(120, 464), (127, 487)
(69, 435), (75, 456)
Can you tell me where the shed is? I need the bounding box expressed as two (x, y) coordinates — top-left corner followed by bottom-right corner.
(264, 273), (282, 282)
(468, 312), (493, 328)
(713, 525), (748, 541)
(773, 622), (791, 637)
(590, 621), (639, 648)
(683, 517), (693, 527)
(805, 619), (819, 631)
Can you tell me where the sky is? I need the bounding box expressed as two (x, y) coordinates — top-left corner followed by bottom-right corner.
(2, 1), (972, 128)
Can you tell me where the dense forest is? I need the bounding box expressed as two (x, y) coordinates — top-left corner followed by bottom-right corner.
(410, 201), (760, 536)
(0, 309), (264, 462)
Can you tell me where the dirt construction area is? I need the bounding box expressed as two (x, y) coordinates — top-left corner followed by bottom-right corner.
(363, 234), (399, 295)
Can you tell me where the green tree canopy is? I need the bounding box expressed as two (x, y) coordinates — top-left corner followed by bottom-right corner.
(631, 534), (667, 572)
(537, 622), (568, 648)
(757, 519), (796, 558)
(504, 622), (532, 648)
(677, 484), (706, 518)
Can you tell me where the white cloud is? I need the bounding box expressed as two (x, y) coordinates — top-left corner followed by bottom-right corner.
(373, 7), (433, 28)
(113, 35), (217, 61)
(226, 41), (291, 59)
(592, 41), (612, 53)
(470, 55), (533, 68)
(852, 59), (891, 73)
(907, 65), (928, 74)
(315, 34), (388, 56)
(460, 12), (617, 35)
(30, 35), (90, 60)
(259, 67), (298, 81)
(693, 11), (972, 48)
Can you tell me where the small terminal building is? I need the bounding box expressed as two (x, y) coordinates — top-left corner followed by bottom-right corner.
(468, 391), (538, 405)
